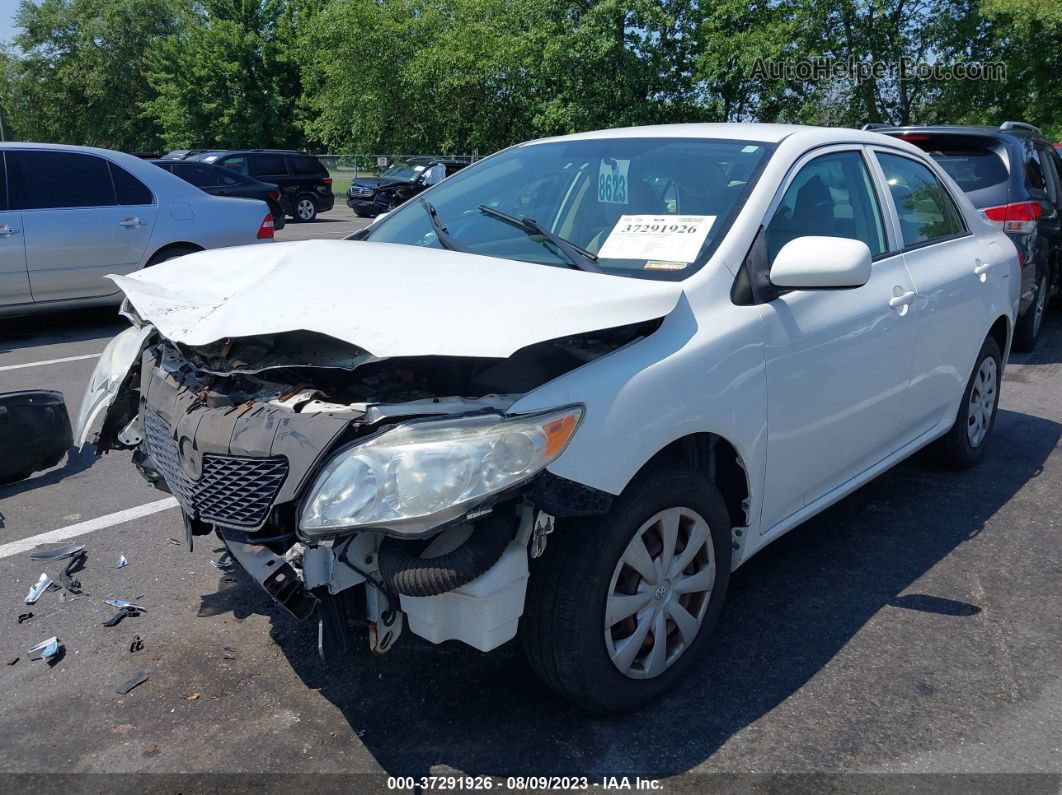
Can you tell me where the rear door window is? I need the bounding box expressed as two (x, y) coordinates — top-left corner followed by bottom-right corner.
(289, 156), (324, 177)
(876, 152), (967, 247)
(8, 150), (116, 210)
(110, 163), (154, 205)
(250, 154), (288, 177)
(219, 156), (248, 175)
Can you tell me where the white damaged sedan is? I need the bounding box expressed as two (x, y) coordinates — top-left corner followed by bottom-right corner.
(77, 124), (1019, 712)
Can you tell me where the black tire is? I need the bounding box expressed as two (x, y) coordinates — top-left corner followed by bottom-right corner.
(145, 244), (199, 267)
(353, 208), (372, 219)
(292, 194), (318, 223)
(1012, 269), (1047, 352)
(927, 335), (1002, 469)
(521, 463), (732, 713)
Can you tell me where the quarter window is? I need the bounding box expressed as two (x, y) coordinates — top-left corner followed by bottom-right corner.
(250, 155), (287, 177)
(766, 151), (886, 263)
(876, 153), (966, 247)
(8, 150), (115, 210)
(289, 156), (324, 176)
(220, 157), (248, 175)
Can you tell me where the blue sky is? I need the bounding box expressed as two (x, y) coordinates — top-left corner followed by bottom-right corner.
(0, 0), (21, 45)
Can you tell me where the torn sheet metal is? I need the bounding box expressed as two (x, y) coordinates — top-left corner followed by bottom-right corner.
(104, 598), (146, 612)
(28, 636), (61, 662)
(25, 573), (52, 604)
(108, 240), (683, 359)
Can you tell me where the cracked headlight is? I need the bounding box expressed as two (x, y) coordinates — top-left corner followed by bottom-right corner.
(73, 324), (153, 448)
(299, 406), (583, 537)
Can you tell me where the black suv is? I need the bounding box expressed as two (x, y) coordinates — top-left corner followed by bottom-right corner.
(191, 150), (334, 222)
(876, 122), (1062, 351)
(346, 158), (468, 218)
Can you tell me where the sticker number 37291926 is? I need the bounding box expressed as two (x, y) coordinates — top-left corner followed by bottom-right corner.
(598, 214), (716, 264)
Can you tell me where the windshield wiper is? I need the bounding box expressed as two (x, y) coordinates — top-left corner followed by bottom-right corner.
(419, 200), (477, 254)
(478, 205), (600, 272)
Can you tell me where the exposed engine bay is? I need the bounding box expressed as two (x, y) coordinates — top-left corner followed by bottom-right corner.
(93, 319), (656, 658)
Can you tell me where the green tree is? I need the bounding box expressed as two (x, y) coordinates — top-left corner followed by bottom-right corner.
(145, 0), (319, 149)
(6, 0), (182, 149)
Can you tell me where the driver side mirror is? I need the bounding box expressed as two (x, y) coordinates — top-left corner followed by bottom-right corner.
(769, 236), (872, 290)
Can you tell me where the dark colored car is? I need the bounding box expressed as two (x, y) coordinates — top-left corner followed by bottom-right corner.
(152, 159), (286, 230)
(877, 121), (1062, 351)
(191, 150), (334, 223)
(161, 149), (209, 161)
(346, 158), (468, 218)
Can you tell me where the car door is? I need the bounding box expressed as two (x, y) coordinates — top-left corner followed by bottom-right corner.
(758, 147), (921, 531)
(0, 152), (31, 307)
(8, 150), (158, 302)
(872, 149), (997, 436)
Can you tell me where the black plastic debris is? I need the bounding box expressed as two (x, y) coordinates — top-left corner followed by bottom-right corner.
(59, 550), (87, 595)
(103, 606), (141, 627)
(7, 656), (18, 666)
(222, 647), (236, 660)
(17, 612), (33, 624)
(129, 636), (144, 653)
(30, 543), (84, 561)
(116, 670), (149, 695)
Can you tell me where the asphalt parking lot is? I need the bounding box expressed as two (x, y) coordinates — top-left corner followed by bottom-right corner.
(0, 220), (1060, 788)
(275, 204), (372, 242)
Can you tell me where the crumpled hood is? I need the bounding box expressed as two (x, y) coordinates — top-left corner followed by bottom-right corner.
(110, 240), (684, 359)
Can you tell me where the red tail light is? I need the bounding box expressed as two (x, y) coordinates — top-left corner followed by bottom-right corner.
(266, 190), (281, 202)
(257, 213), (275, 239)
(983, 201), (1041, 235)
(899, 134), (930, 141)
(322, 177), (332, 187)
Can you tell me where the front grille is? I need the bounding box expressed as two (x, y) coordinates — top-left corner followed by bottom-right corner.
(143, 408), (289, 529)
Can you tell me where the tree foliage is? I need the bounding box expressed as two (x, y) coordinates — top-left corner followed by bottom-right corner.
(1, 0), (1060, 152)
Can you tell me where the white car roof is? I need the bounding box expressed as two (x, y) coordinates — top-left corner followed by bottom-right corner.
(525, 122), (910, 149)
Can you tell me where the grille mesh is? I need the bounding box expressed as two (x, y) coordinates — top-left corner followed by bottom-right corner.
(143, 409), (288, 529)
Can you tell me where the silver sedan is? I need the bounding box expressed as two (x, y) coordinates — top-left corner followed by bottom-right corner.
(0, 142), (275, 318)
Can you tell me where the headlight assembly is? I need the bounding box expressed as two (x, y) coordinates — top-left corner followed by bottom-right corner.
(299, 406), (583, 537)
(73, 324), (153, 448)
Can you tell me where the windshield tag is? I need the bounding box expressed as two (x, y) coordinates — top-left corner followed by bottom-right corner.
(598, 215), (715, 263)
(598, 159), (630, 204)
(644, 260), (688, 271)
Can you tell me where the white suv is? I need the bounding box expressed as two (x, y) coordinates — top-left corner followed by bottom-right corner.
(78, 124), (1019, 712)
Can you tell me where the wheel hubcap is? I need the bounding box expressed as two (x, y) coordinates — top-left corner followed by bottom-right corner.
(967, 356), (998, 448)
(1033, 275), (1047, 337)
(298, 200), (314, 219)
(604, 506), (715, 680)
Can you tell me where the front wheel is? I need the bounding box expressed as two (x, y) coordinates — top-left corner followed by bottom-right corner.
(292, 195), (318, 223)
(521, 464), (732, 713)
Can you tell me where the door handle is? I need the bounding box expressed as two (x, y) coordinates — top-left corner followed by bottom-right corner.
(889, 289), (917, 311)
(974, 261), (991, 280)
(0, 224), (20, 236)
(119, 217), (145, 228)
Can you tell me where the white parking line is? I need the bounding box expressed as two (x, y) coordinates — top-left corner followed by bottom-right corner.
(0, 497), (179, 559)
(0, 353), (100, 372)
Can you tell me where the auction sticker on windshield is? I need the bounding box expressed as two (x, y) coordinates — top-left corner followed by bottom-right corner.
(598, 215), (715, 263)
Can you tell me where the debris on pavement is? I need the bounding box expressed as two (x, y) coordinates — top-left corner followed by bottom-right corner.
(143, 744), (159, 756)
(7, 656), (18, 666)
(29, 543), (84, 561)
(24, 573), (52, 604)
(166, 537), (182, 546)
(222, 647), (236, 660)
(28, 636), (61, 664)
(116, 555), (129, 569)
(17, 612), (33, 624)
(209, 552), (235, 571)
(129, 636), (144, 653)
(103, 598), (146, 627)
(184, 692), (200, 701)
(59, 550), (87, 594)
(116, 670), (149, 695)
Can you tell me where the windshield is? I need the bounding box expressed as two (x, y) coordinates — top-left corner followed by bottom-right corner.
(361, 138), (774, 280)
(379, 162), (429, 182)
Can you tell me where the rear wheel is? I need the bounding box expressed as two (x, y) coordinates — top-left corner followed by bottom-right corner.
(1013, 270), (1047, 352)
(521, 464), (731, 713)
(927, 335), (1002, 469)
(293, 195), (318, 223)
(144, 244), (199, 267)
